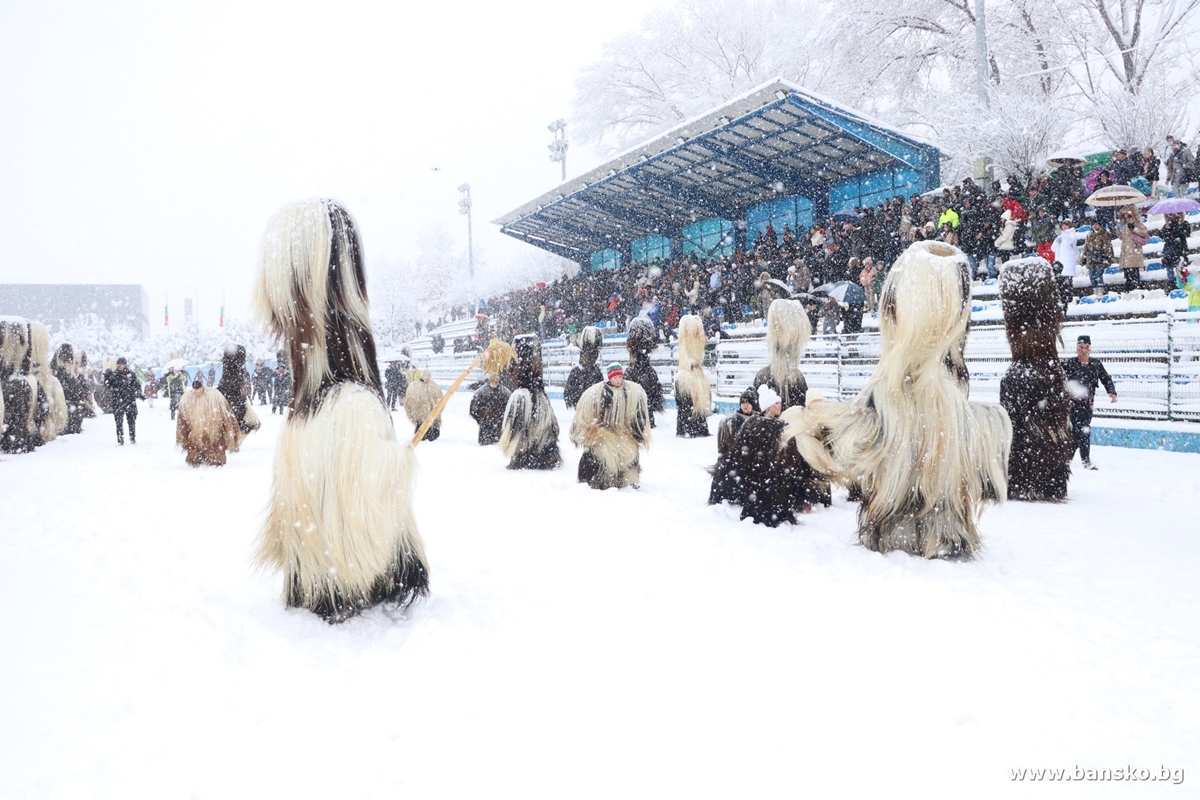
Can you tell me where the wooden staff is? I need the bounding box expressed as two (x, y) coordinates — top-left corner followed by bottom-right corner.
(409, 339), (517, 448)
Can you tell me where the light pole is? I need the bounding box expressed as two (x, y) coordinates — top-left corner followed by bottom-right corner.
(458, 183), (473, 280)
(548, 119), (568, 183)
(974, 0), (992, 181)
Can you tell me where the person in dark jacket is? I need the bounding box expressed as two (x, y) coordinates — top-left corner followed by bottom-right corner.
(103, 357), (142, 444)
(218, 345), (258, 435)
(563, 326), (603, 408)
(707, 386), (759, 506)
(271, 364), (292, 414)
(384, 361), (408, 410)
(252, 362), (273, 405)
(726, 384), (816, 527)
(624, 318), (663, 428)
(469, 371), (511, 446)
(1062, 335), (1117, 470)
(1159, 212), (1191, 285)
(160, 366), (188, 420)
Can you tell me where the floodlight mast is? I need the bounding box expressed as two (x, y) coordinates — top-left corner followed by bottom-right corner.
(548, 119), (568, 183)
(458, 183), (473, 279)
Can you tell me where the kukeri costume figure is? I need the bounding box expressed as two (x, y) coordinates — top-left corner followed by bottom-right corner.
(672, 315), (711, 437)
(625, 318), (663, 428)
(469, 367), (511, 446)
(53, 344), (86, 435)
(570, 362), (650, 489)
(707, 386), (759, 506)
(218, 344), (261, 446)
(0, 318), (35, 453)
(563, 325), (604, 409)
(405, 369), (443, 442)
(252, 198), (429, 622)
(499, 334), (561, 469)
(791, 241), (1012, 559)
(999, 258), (1072, 501)
(28, 321), (68, 443)
(176, 380), (241, 467)
(752, 299), (810, 411)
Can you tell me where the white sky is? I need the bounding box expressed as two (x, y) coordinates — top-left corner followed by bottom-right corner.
(0, 0), (672, 327)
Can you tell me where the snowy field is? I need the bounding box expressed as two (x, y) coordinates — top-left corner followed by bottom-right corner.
(2, 396), (1197, 798)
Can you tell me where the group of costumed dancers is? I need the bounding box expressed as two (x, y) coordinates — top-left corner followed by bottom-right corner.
(4, 203), (1076, 626)
(0, 317), (80, 454)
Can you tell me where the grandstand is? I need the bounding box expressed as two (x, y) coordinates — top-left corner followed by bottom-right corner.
(493, 78), (941, 272)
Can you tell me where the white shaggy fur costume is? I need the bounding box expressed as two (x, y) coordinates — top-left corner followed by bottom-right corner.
(789, 241), (1012, 559)
(570, 375), (650, 489)
(499, 334), (562, 470)
(252, 199), (429, 622)
(28, 321), (68, 443)
(672, 315), (711, 437)
(404, 369), (444, 442)
(753, 299), (810, 410)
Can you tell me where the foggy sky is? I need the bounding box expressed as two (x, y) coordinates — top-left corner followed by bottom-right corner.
(0, 0), (671, 328)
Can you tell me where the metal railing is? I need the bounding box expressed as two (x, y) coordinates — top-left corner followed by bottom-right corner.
(413, 313), (1200, 423)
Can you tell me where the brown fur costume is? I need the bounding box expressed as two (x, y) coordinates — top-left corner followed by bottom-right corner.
(999, 257), (1072, 501)
(176, 385), (241, 466)
(252, 199), (429, 622)
(790, 242), (1012, 560)
(570, 376), (650, 489)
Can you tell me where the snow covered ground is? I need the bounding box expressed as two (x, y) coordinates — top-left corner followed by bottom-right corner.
(2, 397), (1197, 798)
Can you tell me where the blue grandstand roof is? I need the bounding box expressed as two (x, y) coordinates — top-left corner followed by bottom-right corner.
(494, 78), (942, 262)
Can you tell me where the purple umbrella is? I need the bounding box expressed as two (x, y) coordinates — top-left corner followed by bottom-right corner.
(1147, 197), (1200, 215)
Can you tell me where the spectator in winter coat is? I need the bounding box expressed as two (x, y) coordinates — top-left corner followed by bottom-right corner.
(1062, 335), (1117, 470)
(1082, 225), (1115, 294)
(103, 357), (142, 445)
(271, 364), (292, 415)
(143, 370), (158, 408)
(1166, 139), (1194, 198)
(1159, 213), (1191, 285)
(1115, 205), (1149, 290)
(1052, 220), (1080, 311)
(1176, 264), (1200, 314)
(994, 209), (1019, 263)
(1031, 207), (1058, 262)
(1111, 149), (1139, 185)
(1143, 148), (1161, 196)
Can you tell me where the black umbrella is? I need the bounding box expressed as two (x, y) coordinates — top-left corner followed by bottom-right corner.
(831, 209), (861, 222)
(812, 281), (866, 304)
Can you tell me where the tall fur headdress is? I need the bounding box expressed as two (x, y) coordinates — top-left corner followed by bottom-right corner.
(765, 299), (809, 385)
(512, 334), (545, 394)
(0, 318), (29, 378)
(999, 257), (1064, 367)
(252, 199), (382, 415)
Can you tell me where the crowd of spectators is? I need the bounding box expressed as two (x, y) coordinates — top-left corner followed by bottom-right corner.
(420, 140), (1198, 345)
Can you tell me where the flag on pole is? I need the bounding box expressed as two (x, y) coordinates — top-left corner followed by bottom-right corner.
(219, 291), (225, 327)
(164, 292), (169, 326)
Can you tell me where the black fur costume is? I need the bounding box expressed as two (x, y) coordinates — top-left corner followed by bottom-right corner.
(625, 318), (663, 428)
(53, 344), (86, 434)
(564, 326), (604, 408)
(999, 258), (1072, 501)
(728, 414), (816, 527)
(469, 379), (511, 445)
(1, 319), (41, 454)
(707, 386), (759, 505)
(499, 334), (562, 469)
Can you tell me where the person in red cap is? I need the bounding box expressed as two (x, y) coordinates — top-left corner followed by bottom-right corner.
(570, 362), (650, 489)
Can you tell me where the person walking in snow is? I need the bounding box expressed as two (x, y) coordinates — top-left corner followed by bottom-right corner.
(103, 357), (142, 445)
(1062, 335), (1117, 470)
(160, 366), (188, 420)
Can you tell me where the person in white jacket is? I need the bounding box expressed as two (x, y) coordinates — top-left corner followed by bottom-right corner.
(1051, 220), (1079, 312)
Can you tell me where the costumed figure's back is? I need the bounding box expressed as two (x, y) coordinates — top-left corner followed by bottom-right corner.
(1, 318), (37, 454)
(499, 333), (561, 469)
(999, 257), (1072, 501)
(469, 360), (512, 446)
(563, 325), (604, 408)
(28, 321), (68, 443)
(625, 318), (663, 427)
(672, 315), (711, 437)
(176, 383), (241, 466)
(792, 241), (1012, 559)
(404, 369), (444, 442)
(752, 298), (810, 411)
(252, 199), (429, 622)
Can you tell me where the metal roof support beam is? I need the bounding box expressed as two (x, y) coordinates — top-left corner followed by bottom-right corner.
(579, 192), (682, 236)
(705, 144), (803, 194)
(628, 169), (742, 223)
(785, 93), (936, 177)
(500, 228), (588, 263)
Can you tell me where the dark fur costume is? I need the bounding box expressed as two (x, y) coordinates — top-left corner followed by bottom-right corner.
(499, 334), (561, 469)
(252, 199), (429, 623)
(564, 326), (604, 408)
(218, 344), (258, 434)
(999, 258), (1072, 501)
(1, 319), (40, 453)
(469, 380), (511, 445)
(708, 386), (759, 505)
(53, 344), (85, 434)
(727, 415), (816, 527)
(625, 318), (663, 428)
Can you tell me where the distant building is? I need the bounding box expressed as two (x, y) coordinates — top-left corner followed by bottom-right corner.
(0, 284), (150, 339)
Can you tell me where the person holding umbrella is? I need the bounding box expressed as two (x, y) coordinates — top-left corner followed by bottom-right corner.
(1148, 196), (1200, 285)
(1115, 205), (1149, 290)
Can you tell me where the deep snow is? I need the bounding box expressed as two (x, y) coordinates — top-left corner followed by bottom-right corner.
(2, 396), (1197, 798)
